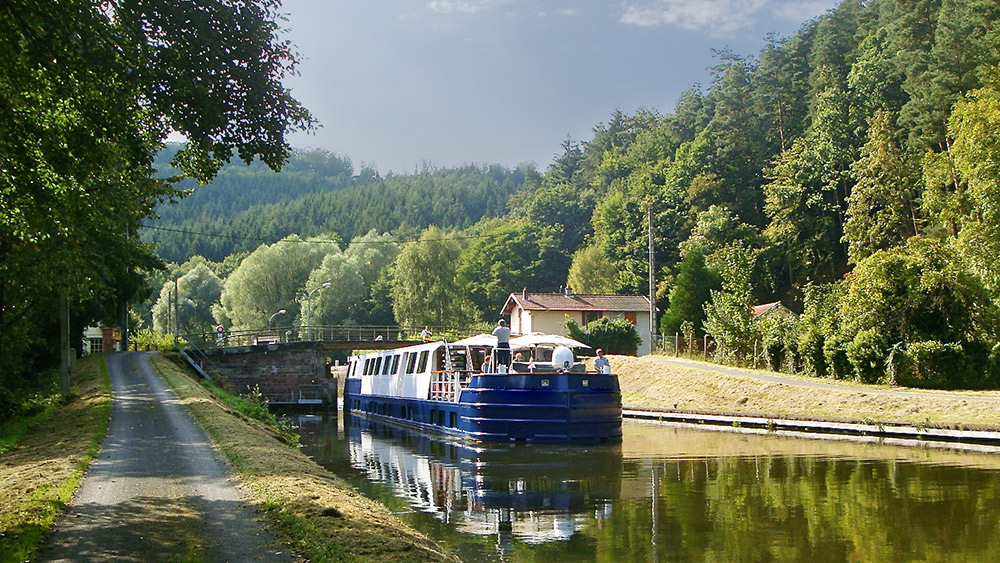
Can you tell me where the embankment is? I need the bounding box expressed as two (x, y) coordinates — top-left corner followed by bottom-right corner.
(612, 354), (1000, 431)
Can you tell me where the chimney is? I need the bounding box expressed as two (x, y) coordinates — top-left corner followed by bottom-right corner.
(522, 288), (527, 300)
(564, 286), (572, 297)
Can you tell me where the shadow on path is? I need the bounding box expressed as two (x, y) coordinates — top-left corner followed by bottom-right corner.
(39, 352), (293, 562)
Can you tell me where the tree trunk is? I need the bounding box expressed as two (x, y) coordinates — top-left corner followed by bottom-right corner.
(60, 290), (71, 398)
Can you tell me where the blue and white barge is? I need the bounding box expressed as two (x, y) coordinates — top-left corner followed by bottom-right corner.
(343, 334), (622, 444)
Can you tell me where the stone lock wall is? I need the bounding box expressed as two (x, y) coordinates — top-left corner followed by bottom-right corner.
(199, 342), (337, 407)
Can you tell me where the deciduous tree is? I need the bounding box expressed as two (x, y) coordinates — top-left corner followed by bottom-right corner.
(216, 236), (330, 330)
(391, 227), (473, 328)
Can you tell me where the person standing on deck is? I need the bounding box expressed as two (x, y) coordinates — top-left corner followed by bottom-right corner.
(594, 348), (611, 374)
(421, 326), (433, 342)
(492, 319), (511, 368)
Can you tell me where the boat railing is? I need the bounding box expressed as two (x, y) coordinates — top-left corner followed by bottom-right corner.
(510, 361), (589, 374)
(429, 371), (463, 402)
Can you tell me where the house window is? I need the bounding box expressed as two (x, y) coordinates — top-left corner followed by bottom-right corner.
(89, 338), (103, 354)
(626, 312), (637, 325)
(584, 311), (600, 324)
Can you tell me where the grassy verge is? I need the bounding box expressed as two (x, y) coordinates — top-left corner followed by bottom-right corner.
(612, 354), (1000, 429)
(0, 355), (111, 562)
(151, 353), (456, 563)
(0, 401), (60, 457)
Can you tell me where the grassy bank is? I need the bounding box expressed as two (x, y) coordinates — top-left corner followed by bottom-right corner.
(151, 353), (456, 563)
(612, 354), (1000, 429)
(0, 356), (111, 562)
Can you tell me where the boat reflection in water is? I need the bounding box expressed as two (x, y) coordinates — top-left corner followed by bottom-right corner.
(341, 411), (621, 552)
(295, 413), (1000, 562)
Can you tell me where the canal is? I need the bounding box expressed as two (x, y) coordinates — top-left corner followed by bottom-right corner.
(291, 412), (1000, 561)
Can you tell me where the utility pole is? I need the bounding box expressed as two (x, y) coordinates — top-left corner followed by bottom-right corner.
(120, 301), (129, 353)
(648, 206), (656, 354)
(173, 277), (179, 349)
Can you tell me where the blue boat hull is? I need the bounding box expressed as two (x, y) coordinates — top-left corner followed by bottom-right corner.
(344, 373), (622, 444)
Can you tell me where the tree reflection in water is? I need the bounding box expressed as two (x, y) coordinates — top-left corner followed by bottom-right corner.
(292, 412), (1000, 562)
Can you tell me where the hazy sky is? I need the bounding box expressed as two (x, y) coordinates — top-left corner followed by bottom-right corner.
(280, 0), (839, 175)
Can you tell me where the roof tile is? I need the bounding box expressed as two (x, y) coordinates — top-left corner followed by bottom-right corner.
(507, 293), (650, 312)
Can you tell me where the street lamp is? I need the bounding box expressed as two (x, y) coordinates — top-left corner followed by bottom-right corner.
(268, 309), (287, 328)
(306, 281), (332, 339)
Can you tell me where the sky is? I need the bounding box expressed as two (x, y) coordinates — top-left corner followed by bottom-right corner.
(280, 0), (840, 175)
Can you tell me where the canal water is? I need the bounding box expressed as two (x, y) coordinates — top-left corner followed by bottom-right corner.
(291, 412), (1000, 561)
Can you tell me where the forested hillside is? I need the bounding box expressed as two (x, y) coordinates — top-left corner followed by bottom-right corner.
(145, 0), (1000, 389)
(146, 146), (530, 262)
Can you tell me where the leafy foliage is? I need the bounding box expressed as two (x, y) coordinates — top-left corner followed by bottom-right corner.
(0, 0), (312, 387)
(457, 219), (566, 319)
(215, 236), (331, 330)
(660, 249), (720, 336)
(391, 227), (474, 327)
(703, 246), (757, 364)
(128, 0), (1000, 389)
(565, 317), (642, 356)
(151, 259), (223, 334)
(147, 159), (527, 262)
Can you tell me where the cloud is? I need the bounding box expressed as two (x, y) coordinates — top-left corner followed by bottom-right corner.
(428, 0), (578, 18)
(620, 0), (835, 35)
(427, 0), (512, 14)
(770, 0), (837, 23)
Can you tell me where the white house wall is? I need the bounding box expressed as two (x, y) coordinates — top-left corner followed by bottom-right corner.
(516, 310), (652, 356)
(525, 311), (567, 336)
(636, 315), (651, 356)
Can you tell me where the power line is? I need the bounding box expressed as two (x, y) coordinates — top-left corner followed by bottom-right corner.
(141, 224), (490, 246)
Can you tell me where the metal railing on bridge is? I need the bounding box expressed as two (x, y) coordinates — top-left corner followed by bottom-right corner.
(181, 325), (483, 349)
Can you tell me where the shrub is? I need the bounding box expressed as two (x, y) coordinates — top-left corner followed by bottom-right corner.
(896, 341), (995, 390)
(897, 341), (963, 389)
(846, 328), (887, 383)
(703, 246), (757, 364)
(799, 328), (826, 377)
(823, 334), (852, 380)
(755, 312), (798, 372)
(131, 328), (179, 351)
(566, 317), (641, 355)
(0, 387), (17, 422)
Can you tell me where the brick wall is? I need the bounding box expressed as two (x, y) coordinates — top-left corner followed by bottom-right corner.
(199, 342), (337, 407)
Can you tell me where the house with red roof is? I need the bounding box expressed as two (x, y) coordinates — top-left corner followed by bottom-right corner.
(751, 301), (797, 321)
(501, 289), (653, 355)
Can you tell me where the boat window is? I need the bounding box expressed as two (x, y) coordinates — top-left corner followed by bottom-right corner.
(417, 350), (429, 373)
(391, 355), (400, 374)
(406, 352), (417, 374)
(382, 355), (393, 375)
(363, 358), (370, 375)
(374, 356), (382, 375)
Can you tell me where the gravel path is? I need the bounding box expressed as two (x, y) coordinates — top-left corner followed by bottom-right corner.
(39, 352), (293, 562)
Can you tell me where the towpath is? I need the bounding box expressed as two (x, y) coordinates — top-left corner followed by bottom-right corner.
(650, 355), (1000, 403)
(39, 352), (292, 562)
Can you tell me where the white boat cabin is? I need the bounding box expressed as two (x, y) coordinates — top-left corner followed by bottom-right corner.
(347, 338), (592, 403)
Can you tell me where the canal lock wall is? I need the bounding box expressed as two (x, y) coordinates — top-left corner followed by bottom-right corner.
(192, 342), (338, 408)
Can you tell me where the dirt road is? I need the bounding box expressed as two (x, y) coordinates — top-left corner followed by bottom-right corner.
(39, 352), (292, 562)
